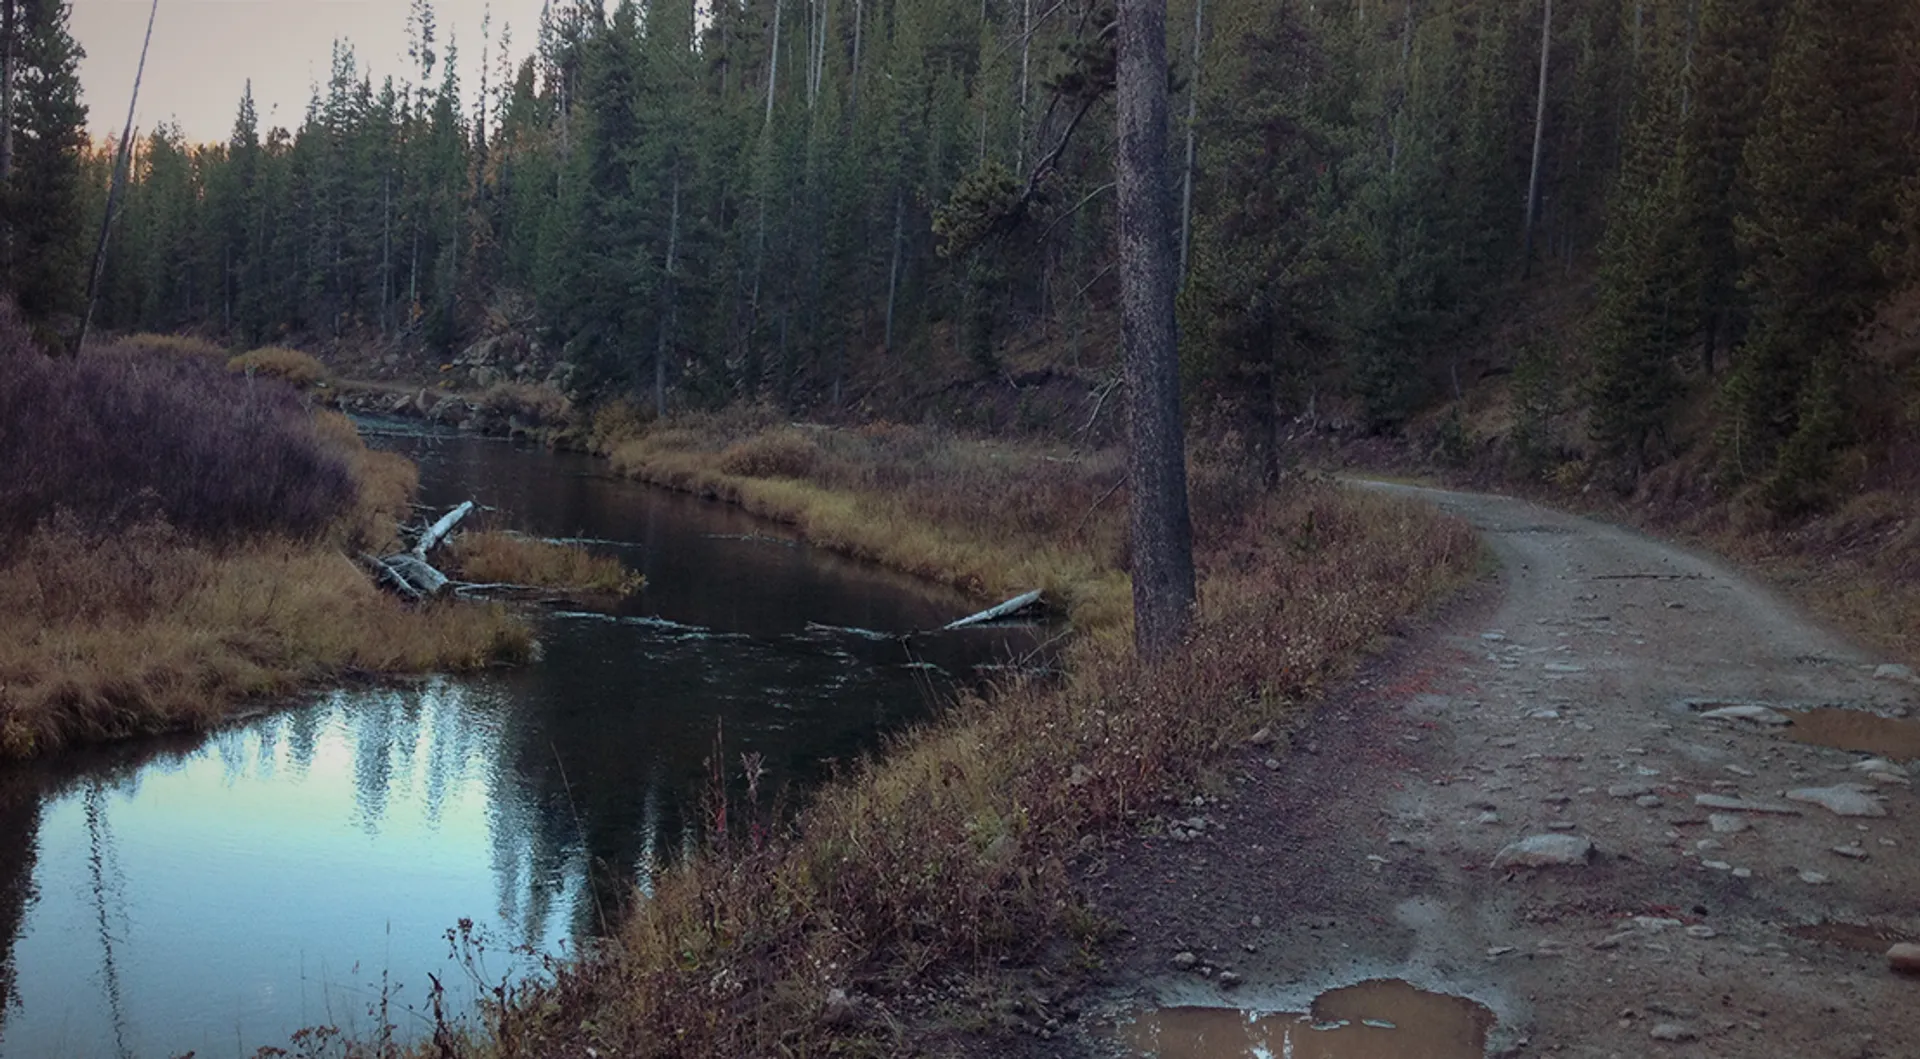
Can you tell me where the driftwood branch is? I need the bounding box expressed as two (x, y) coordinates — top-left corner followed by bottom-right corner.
(942, 590), (1045, 632)
(360, 553), (425, 602)
(415, 501), (474, 556)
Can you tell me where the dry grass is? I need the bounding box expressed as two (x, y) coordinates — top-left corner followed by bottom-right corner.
(459, 477), (1478, 1058)
(447, 531), (643, 596)
(605, 415), (1200, 636)
(477, 381), (572, 426)
(95, 332), (229, 360)
(311, 408), (419, 553)
(0, 518), (533, 758)
(229, 345), (330, 388)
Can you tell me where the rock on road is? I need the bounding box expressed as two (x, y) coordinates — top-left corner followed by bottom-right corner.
(1073, 482), (1919, 1059)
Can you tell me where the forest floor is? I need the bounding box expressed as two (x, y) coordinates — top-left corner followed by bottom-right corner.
(1022, 481), (1919, 1059)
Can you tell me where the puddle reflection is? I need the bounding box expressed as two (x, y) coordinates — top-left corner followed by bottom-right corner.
(1120, 979), (1493, 1059)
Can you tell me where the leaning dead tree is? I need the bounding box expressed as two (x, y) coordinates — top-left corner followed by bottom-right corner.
(361, 500), (473, 601)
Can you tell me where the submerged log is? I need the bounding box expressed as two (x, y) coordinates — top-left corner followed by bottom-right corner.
(361, 552), (425, 602)
(363, 501), (472, 602)
(941, 590), (1045, 632)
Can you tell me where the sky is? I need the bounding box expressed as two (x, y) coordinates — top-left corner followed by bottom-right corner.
(71, 0), (550, 145)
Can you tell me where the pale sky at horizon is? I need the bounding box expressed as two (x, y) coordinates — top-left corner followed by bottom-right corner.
(72, 1), (550, 145)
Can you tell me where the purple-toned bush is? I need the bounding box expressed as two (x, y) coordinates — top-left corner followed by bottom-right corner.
(0, 303), (355, 544)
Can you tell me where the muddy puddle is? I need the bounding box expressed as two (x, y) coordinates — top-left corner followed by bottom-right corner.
(1117, 979), (1493, 1059)
(1781, 708), (1920, 760)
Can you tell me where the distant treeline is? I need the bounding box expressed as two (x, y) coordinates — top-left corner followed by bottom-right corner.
(6, 0), (1919, 509)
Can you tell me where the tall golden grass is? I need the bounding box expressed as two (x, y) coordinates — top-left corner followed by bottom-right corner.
(229, 345), (331, 388)
(418, 417), (1482, 1058)
(447, 530), (644, 596)
(0, 518), (532, 758)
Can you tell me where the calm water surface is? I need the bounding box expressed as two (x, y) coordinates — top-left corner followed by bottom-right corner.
(0, 422), (1035, 1058)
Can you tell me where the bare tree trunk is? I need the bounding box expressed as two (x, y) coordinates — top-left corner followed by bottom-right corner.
(656, 165), (681, 418)
(850, 0), (864, 115)
(1115, 0), (1196, 661)
(884, 188), (903, 350)
(77, 0), (159, 356)
(1521, 0), (1552, 279)
(1019, 0), (1033, 171)
(1, 0), (14, 184)
(766, 0), (783, 129)
(1177, 0), (1203, 281)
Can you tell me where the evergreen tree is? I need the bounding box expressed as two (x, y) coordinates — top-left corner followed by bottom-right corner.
(1, 0), (87, 321)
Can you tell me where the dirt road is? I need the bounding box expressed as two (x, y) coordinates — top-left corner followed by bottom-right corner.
(1068, 483), (1919, 1058)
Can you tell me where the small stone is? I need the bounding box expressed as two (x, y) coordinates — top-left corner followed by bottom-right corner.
(1694, 794), (1801, 815)
(1702, 860), (1732, 871)
(1544, 662), (1587, 673)
(1530, 709), (1562, 720)
(1685, 925), (1718, 939)
(1247, 726), (1275, 747)
(1494, 737), (1520, 748)
(1649, 1022), (1699, 1042)
(1867, 772), (1912, 787)
(1831, 845), (1870, 860)
(1218, 971), (1242, 987)
(1873, 663), (1919, 686)
(1493, 834), (1594, 868)
(1853, 758), (1909, 778)
(1700, 705), (1792, 726)
(1708, 814), (1751, 834)
(1487, 946), (1517, 958)
(1609, 783), (1654, 798)
(1798, 870), (1830, 885)
(1547, 821), (1578, 831)
(1725, 765), (1756, 777)
(1637, 794), (1666, 808)
(1171, 951), (1199, 970)
(1889, 943), (1920, 974)
(1068, 764), (1094, 788)
(1594, 932), (1635, 950)
(1476, 811), (1502, 825)
(1250, 915), (1263, 928)
(1784, 784), (1887, 818)
(1482, 631), (1507, 641)
(1696, 838), (1723, 852)
(1264, 757), (1282, 771)
(1731, 867), (1752, 879)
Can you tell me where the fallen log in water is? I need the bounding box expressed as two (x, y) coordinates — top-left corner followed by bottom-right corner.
(940, 589), (1045, 632)
(363, 501), (473, 601)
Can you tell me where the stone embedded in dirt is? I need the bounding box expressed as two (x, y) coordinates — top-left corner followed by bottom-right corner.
(1799, 870), (1831, 885)
(1609, 783), (1654, 798)
(1649, 1022), (1700, 1042)
(1868, 772), (1912, 787)
(1732, 867), (1752, 879)
(1708, 814), (1751, 834)
(1725, 764), (1756, 777)
(1686, 925), (1719, 939)
(1853, 758), (1910, 778)
(1544, 662), (1587, 673)
(1068, 764), (1094, 788)
(1694, 794), (1801, 815)
(1477, 811), (1502, 825)
(1217, 971), (1242, 988)
(1547, 821), (1578, 831)
(1783, 784), (1887, 818)
(1831, 845), (1869, 860)
(1702, 860), (1732, 871)
(1171, 951), (1198, 970)
(1247, 726), (1275, 747)
(1530, 709), (1562, 720)
(1699, 705), (1792, 726)
(1263, 757), (1282, 772)
(1637, 794), (1665, 808)
(1889, 943), (1920, 973)
(1492, 834), (1594, 868)
(1874, 663), (1919, 686)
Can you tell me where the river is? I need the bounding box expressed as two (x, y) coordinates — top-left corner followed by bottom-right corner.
(0, 422), (1037, 1058)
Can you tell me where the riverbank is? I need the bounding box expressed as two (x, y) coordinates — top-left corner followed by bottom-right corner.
(381, 414), (1480, 1057)
(0, 323), (637, 759)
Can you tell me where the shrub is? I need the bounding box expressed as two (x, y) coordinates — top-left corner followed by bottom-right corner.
(447, 531), (643, 595)
(228, 346), (330, 388)
(717, 428), (823, 478)
(478, 381), (571, 425)
(0, 303), (356, 544)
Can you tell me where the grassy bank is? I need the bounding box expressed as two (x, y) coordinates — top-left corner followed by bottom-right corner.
(0, 319), (539, 758)
(399, 417), (1481, 1057)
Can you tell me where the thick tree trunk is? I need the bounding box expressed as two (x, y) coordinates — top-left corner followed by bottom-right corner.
(1522, 0), (1552, 278)
(78, 0), (159, 355)
(1115, 0), (1196, 661)
(765, 0), (783, 129)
